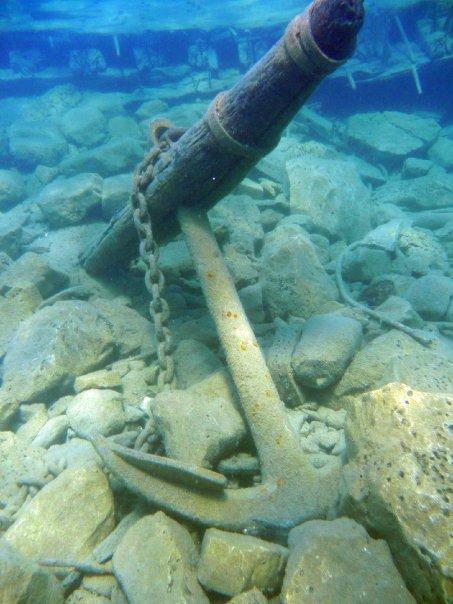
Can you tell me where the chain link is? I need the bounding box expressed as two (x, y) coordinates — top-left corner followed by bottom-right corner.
(130, 121), (184, 389)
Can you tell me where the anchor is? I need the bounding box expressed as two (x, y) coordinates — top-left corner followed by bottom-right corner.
(81, 0), (364, 536)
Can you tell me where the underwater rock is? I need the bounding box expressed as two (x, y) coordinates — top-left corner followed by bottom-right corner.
(255, 136), (308, 184)
(393, 227), (448, 276)
(0, 168), (25, 210)
(3, 465), (114, 562)
(159, 239), (193, 281)
(113, 512), (208, 604)
(224, 244), (259, 288)
(375, 295), (423, 328)
(59, 105), (107, 148)
(134, 99), (169, 121)
(38, 172), (103, 227)
(0, 281), (42, 358)
(153, 370), (247, 468)
(209, 194), (264, 256)
(67, 389), (125, 437)
(373, 172), (453, 210)
(227, 589), (267, 603)
(108, 116), (141, 140)
(287, 156), (372, 243)
(7, 122), (68, 170)
(66, 589), (110, 604)
(291, 313), (363, 390)
(0, 542), (64, 604)
(402, 157), (433, 178)
(281, 518), (414, 603)
(347, 112), (441, 166)
(45, 437), (101, 471)
(197, 528), (288, 597)
(0, 251), (69, 298)
(334, 330), (425, 397)
(0, 432), (48, 527)
(91, 298), (156, 357)
(74, 368), (123, 393)
(377, 351), (453, 394)
(101, 173), (132, 220)
(429, 136), (453, 171)
(341, 383), (452, 602)
(0, 210), (25, 259)
(1, 301), (116, 404)
(266, 322), (305, 408)
(260, 222), (338, 320)
(174, 339), (222, 389)
(58, 137), (144, 178)
(31, 415), (69, 449)
(69, 48), (107, 76)
(238, 282), (265, 323)
(405, 272), (453, 320)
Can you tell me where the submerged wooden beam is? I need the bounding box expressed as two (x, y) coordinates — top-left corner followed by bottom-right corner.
(81, 0), (364, 274)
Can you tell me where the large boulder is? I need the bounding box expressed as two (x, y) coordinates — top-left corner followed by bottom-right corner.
(0, 211), (25, 258)
(209, 194), (264, 255)
(260, 222), (338, 319)
(1, 301), (116, 404)
(197, 528), (289, 597)
(3, 465), (114, 562)
(341, 383), (452, 602)
(281, 518), (414, 603)
(287, 156), (372, 243)
(38, 173), (103, 227)
(59, 105), (107, 148)
(0, 168), (25, 210)
(429, 136), (453, 170)
(0, 542), (64, 604)
(113, 512), (208, 604)
(8, 121), (68, 170)
(372, 172), (453, 210)
(347, 112), (441, 166)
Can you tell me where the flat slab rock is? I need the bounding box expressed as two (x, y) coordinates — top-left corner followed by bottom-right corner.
(281, 518), (414, 603)
(3, 464), (114, 562)
(197, 528), (289, 597)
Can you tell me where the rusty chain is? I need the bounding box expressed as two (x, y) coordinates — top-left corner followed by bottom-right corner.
(130, 120), (184, 389)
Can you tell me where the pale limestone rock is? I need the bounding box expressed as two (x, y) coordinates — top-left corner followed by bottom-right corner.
(341, 383), (452, 602)
(67, 389), (125, 437)
(0, 168), (25, 210)
(1, 301), (116, 404)
(3, 465), (114, 562)
(281, 518), (414, 603)
(74, 369), (122, 393)
(228, 589), (268, 603)
(113, 512), (208, 604)
(59, 105), (107, 147)
(347, 112), (441, 165)
(0, 432), (48, 522)
(0, 251), (69, 298)
(153, 370), (246, 468)
(197, 528), (288, 597)
(174, 339), (222, 389)
(38, 173), (103, 227)
(0, 542), (64, 604)
(291, 313), (362, 390)
(287, 156), (371, 243)
(0, 281), (42, 358)
(260, 222), (338, 320)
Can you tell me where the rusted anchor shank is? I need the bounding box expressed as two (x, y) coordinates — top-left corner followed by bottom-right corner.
(82, 0), (364, 274)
